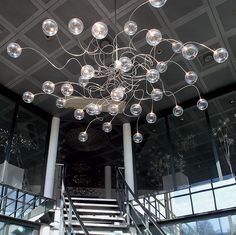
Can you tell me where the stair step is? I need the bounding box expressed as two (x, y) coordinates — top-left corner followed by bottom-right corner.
(64, 214), (125, 222)
(71, 231), (130, 235)
(75, 208), (121, 215)
(65, 202), (119, 208)
(65, 221), (127, 229)
(66, 197), (117, 203)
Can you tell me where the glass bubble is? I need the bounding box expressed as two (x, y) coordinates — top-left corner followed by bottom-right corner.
(74, 109), (85, 120)
(149, 0), (167, 8)
(56, 97), (66, 108)
(7, 42), (22, 58)
(213, 48), (228, 63)
(81, 65), (95, 79)
(102, 122), (112, 133)
(146, 29), (162, 46)
(86, 103), (96, 116)
(91, 22), (108, 39)
(156, 61), (168, 73)
(151, 89), (163, 101)
(22, 91), (34, 103)
(197, 98), (208, 111)
(79, 76), (89, 87)
(173, 105), (183, 117)
(146, 69), (160, 83)
(94, 104), (102, 115)
(133, 132), (143, 144)
(78, 132), (88, 142)
(182, 44), (198, 60)
(114, 60), (122, 70)
(130, 104), (142, 116)
(172, 41), (183, 53)
(111, 87), (125, 102)
(185, 71), (198, 85)
(42, 19), (58, 36)
(107, 103), (119, 116)
(119, 57), (133, 72)
(42, 81), (55, 94)
(146, 112), (157, 124)
(124, 21), (138, 36)
(61, 83), (74, 96)
(68, 18), (84, 35)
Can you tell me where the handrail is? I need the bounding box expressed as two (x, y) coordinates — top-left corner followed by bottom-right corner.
(0, 183), (17, 203)
(116, 167), (166, 235)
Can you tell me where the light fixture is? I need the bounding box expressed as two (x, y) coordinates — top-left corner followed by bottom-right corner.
(7, 0), (229, 143)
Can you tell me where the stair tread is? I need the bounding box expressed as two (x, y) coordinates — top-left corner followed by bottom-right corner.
(65, 202), (119, 208)
(77, 208), (121, 214)
(65, 221), (127, 228)
(67, 197), (117, 202)
(64, 215), (125, 221)
(71, 231), (130, 235)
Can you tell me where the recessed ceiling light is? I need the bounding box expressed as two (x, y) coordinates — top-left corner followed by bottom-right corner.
(229, 99), (236, 104)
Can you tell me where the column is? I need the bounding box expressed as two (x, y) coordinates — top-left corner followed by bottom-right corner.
(105, 166), (112, 198)
(123, 123), (135, 196)
(44, 117), (60, 198)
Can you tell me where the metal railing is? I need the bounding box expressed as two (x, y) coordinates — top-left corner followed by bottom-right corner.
(0, 182), (54, 220)
(116, 167), (166, 235)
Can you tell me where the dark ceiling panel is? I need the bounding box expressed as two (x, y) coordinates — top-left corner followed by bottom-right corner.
(163, 0), (203, 22)
(175, 13), (216, 43)
(0, 60), (19, 85)
(0, 0), (38, 28)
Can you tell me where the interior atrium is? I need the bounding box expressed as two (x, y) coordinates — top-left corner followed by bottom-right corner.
(0, 0), (236, 234)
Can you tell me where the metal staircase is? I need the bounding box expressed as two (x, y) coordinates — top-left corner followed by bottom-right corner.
(63, 196), (130, 235)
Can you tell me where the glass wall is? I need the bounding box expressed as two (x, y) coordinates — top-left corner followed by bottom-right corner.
(135, 90), (236, 195)
(0, 88), (50, 195)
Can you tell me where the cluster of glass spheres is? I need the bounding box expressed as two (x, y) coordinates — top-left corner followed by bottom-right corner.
(8, 0), (229, 144)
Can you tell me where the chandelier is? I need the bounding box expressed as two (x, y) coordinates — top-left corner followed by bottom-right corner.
(6, 0), (229, 143)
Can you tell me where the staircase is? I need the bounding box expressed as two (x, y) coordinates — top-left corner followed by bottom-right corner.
(64, 196), (131, 235)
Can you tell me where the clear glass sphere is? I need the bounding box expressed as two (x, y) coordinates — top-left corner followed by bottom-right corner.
(119, 57), (133, 72)
(78, 132), (88, 142)
(107, 103), (119, 116)
(42, 81), (55, 94)
(81, 65), (95, 79)
(68, 18), (84, 35)
(133, 132), (143, 144)
(91, 22), (108, 39)
(172, 41), (183, 53)
(182, 44), (198, 60)
(149, 0), (167, 8)
(173, 105), (183, 117)
(74, 109), (85, 120)
(146, 112), (157, 124)
(7, 42), (22, 58)
(61, 83), (74, 96)
(146, 29), (162, 46)
(78, 76), (89, 87)
(124, 21), (138, 36)
(111, 87), (125, 101)
(42, 19), (58, 36)
(197, 98), (208, 111)
(22, 91), (34, 103)
(185, 71), (198, 85)
(146, 69), (160, 83)
(151, 89), (163, 101)
(156, 61), (168, 73)
(213, 48), (228, 63)
(86, 103), (96, 116)
(56, 97), (66, 108)
(102, 122), (112, 133)
(130, 104), (142, 116)
(114, 60), (122, 70)
(94, 104), (102, 115)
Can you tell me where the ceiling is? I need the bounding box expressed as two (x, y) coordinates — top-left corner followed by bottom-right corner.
(0, 0), (235, 122)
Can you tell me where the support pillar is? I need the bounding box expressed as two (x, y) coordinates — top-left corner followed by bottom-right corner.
(105, 166), (112, 199)
(123, 123), (135, 198)
(44, 117), (60, 198)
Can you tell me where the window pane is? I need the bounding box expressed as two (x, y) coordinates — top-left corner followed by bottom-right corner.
(192, 191), (215, 213)
(215, 185), (236, 209)
(171, 195), (192, 216)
